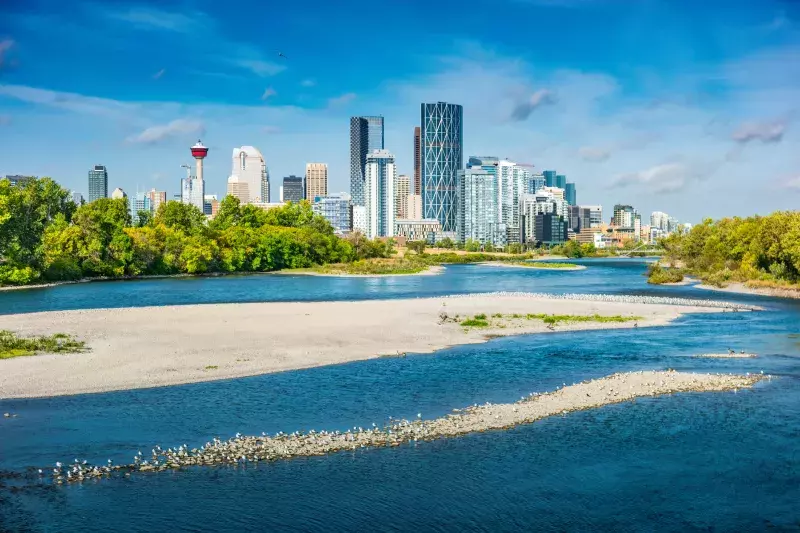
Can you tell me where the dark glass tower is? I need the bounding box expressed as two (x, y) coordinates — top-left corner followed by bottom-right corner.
(420, 102), (463, 232)
(349, 116), (384, 206)
(88, 165), (108, 203)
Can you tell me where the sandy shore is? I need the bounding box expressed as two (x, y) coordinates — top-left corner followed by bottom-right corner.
(697, 282), (800, 300)
(0, 294), (746, 399)
(48, 370), (765, 483)
(281, 265), (445, 278)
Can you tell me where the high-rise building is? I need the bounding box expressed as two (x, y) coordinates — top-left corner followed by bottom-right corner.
(413, 126), (421, 195)
(567, 205), (591, 232)
(147, 189), (167, 214)
(407, 194), (423, 220)
(364, 150), (396, 239)
(349, 116), (384, 207)
(203, 194), (218, 216)
(556, 174), (567, 189)
(226, 176), (250, 204)
(352, 205), (367, 235)
(421, 101), (463, 233)
(520, 190), (567, 244)
(282, 175), (305, 203)
(650, 211), (678, 233)
(132, 192), (151, 225)
(306, 163), (328, 200)
(349, 117), (369, 206)
(583, 205), (603, 227)
(565, 182), (577, 206)
(533, 213), (568, 246)
(365, 116), (385, 151)
(71, 191), (84, 205)
(527, 173), (545, 195)
(231, 146), (268, 203)
(111, 187), (127, 199)
(612, 204), (637, 228)
(543, 170), (557, 188)
(312, 193), (352, 234)
(88, 165), (108, 202)
(498, 160), (528, 242)
(457, 166), (504, 246)
(395, 175), (411, 219)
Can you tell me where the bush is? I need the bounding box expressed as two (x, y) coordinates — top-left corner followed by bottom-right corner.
(0, 265), (40, 285)
(43, 258), (83, 281)
(647, 264), (684, 284)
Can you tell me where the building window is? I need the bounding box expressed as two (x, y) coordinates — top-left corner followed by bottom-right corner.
(240, 152), (246, 170)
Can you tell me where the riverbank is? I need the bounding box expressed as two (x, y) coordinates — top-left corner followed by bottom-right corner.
(0, 294), (749, 399)
(697, 282), (800, 300)
(284, 265), (445, 277)
(47, 370), (766, 483)
(478, 262), (586, 271)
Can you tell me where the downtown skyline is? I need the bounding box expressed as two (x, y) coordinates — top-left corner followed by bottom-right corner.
(0, 0), (799, 223)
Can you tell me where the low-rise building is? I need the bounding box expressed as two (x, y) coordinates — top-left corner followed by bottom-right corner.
(395, 218), (442, 243)
(313, 193), (352, 234)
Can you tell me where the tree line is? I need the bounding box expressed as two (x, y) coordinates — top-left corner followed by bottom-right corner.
(0, 177), (391, 285)
(659, 211), (800, 286)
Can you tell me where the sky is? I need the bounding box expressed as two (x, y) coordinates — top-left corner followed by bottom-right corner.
(0, 0), (798, 222)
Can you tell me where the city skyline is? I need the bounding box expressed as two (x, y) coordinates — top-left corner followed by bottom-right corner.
(0, 0), (798, 222)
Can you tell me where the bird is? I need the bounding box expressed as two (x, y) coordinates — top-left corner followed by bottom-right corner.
(277, 52), (288, 59)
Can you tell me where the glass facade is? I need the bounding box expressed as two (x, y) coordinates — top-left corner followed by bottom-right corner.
(349, 117), (368, 206)
(565, 182), (576, 206)
(543, 170), (557, 188)
(312, 194), (352, 234)
(556, 174), (567, 189)
(365, 150), (396, 238)
(88, 165), (108, 203)
(458, 167), (505, 246)
(364, 116), (384, 152)
(282, 176), (305, 203)
(421, 102), (463, 233)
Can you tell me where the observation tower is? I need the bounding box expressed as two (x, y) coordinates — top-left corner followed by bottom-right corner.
(191, 140), (209, 181)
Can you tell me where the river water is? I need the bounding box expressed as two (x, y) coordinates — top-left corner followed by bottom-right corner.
(1, 260), (798, 532)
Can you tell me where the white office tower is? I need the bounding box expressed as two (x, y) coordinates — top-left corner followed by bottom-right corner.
(231, 146), (269, 203)
(226, 176), (250, 204)
(458, 167), (505, 246)
(364, 150), (396, 239)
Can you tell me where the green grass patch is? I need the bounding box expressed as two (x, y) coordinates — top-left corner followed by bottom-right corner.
(460, 314), (490, 327)
(204, 365), (219, 370)
(309, 258), (430, 275)
(0, 330), (87, 359)
(507, 261), (579, 269)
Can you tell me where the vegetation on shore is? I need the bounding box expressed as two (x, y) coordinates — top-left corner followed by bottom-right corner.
(504, 261), (580, 269)
(646, 264), (685, 284)
(0, 177), (393, 286)
(0, 330), (87, 359)
(455, 312), (641, 328)
(655, 211), (800, 289)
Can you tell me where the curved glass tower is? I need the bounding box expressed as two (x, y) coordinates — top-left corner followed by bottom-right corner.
(420, 102), (463, 233)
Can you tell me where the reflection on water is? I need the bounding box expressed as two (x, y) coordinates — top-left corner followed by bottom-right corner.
(0, 260), (799, 531)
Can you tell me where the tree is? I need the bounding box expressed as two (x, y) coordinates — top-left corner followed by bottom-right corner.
(407, 240), (427, 255)
(438, 237), (455, 249)
(210, 195), (242, 231)
(155, 201), (207, 234)
(464, 239), (480, 252)
(136, 210), (153, 228)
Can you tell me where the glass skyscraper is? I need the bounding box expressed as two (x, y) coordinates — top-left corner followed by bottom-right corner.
(421, 102), (463, 233)
(543, 170), (557, 188)
(565, 182), (576, 206)
(88, 165), (108, 203)
(282, 175), (305, 203)
(349, 116), (384, 207)
(556, 174), (567, 189)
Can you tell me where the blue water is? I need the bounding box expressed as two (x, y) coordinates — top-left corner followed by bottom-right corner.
(1, 260), (799, 532)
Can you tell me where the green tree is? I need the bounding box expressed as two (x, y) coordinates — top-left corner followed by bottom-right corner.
(407, 240), (427, 255)
(155, 201), (207, 234)
(438, 237), (455, 249)
(136, 210), (153, 228)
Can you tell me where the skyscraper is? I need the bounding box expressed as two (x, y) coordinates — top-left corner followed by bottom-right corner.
(349, 117), (368, 206)
(306, 163), (328, 200)
(88, 165), (108, 202)
(457, 166), (504, 246)
(421, 102), (463, 233)
(413, 126), (421, 195)
(565, 182), (576, 206)
(312, 193), (352, 234)
(543, 170), (557, 188)
(132, 192), (151, 225)
(147, 189), (167, 214)
(226, 176), (250, 204)
(350, 116), (384, 207)
(395, 175), (410, 219)
(71, 191), (84, 205)
(231, 146), (268, 203)
(364, 150), (396, 239)
(282, 175), (305, 203)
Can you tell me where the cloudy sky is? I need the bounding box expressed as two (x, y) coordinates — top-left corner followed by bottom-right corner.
(0, 0), (798, 222)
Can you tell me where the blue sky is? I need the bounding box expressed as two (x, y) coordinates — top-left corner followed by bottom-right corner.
(0, 0), (798, 221)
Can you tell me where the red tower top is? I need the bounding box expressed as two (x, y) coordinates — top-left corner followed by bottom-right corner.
(191, 140), (208, 159)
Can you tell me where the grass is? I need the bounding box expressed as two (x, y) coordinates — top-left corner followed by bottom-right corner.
(457, 313), (641, 329)
(0, 330), (87, 359)
(506, 261), (579, 269)
(204, 365), (219, 370)
(308, 258), (430, 275)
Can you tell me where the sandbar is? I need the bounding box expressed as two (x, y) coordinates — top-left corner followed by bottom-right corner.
(281, 265), (444, 277)
(695, 352), (757, 359)
(49, 370), (765, 483)
(0, 294), (748, 399)
(479, 262), (586, 271)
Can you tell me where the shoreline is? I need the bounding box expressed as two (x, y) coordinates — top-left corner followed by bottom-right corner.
(278, 265), (445, 278)
(46, 370), (766, 483)
(0, 271), (255, 292)
(0, 294), (746, 399)
(478, 262), (586, 271)
(696, 282), (800, 300)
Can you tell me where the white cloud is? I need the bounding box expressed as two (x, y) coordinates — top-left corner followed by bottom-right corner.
(262, 125), (281, 134)
(261, 87), (277, 100)
(126, 119), (205, 144)
(152, 68), (166, 80)
(732, 119), (787, 144)
(612, 163), (694, 194)
(104, 8), (207, 33)
(327, 93), (356, 107)
(509, 89), (556, 121)
(579, 146), (610, 162)
(235, 59), (286, 77)
(784, 176), (800, 191)
(301, 79), (316, 87)
(0, 84), (137, 118)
